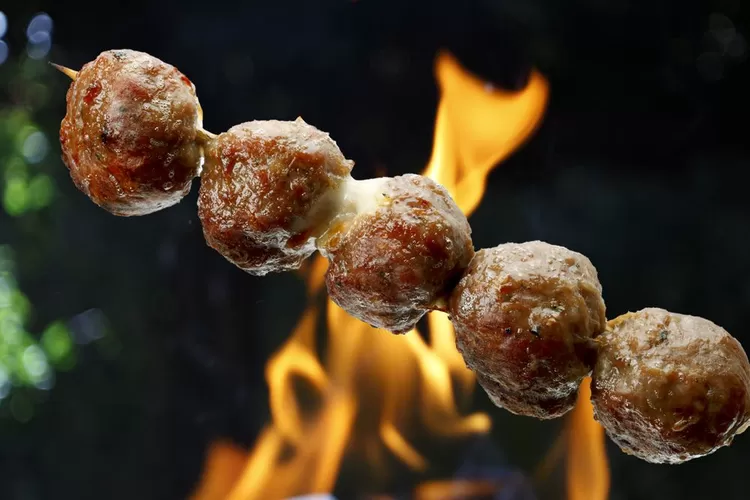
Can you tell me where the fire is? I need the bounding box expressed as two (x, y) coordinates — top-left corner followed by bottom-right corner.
(192, 51), (605, 500)
(566, 378), (610, 500)
(423, 52), (549, 214)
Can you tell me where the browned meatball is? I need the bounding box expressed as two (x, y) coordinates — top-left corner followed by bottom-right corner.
(198, 119), (353, 275)
(449, 241), (606, 419)
(319, 174), (474, 334)
(591, 308), (750, 464)
(59, 49), (203, 216)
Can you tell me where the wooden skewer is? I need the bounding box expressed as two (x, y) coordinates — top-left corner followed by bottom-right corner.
(50, 63), (78, 80)
(197, 128), (217, 142)
(196, 103), (217, 142)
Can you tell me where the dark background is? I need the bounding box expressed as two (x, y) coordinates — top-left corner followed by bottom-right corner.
(1, 0), (749, 499)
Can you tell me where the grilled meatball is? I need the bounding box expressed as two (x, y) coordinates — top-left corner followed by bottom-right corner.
(449, 241), (606, 419)
(59, 49), (203, 216)
(591, 308), (750, 464)
(319, 174), (474, 334)
(198, 119), (353, 275)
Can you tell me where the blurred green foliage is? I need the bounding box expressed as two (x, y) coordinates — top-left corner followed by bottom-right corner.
(1, 110), (55, 216)
(0, 56), (57, 216)
(0, 55), (104, 421)
(0, 245), (74, 421)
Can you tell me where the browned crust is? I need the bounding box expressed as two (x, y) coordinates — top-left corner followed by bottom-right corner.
(449, 241), (606, 418)
(60, 49), (202, 216)
(592, 308), (750, 463)
(323, 174), (474, 333)
(197, 119), (352, 275)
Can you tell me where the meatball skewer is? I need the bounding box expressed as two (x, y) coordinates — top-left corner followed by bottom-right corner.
(54, 50), (750, 465)
(197, 122), (475, 311)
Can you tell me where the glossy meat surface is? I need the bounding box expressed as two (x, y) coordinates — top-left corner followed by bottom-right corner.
(198, 119), (353, 275)
(321, 174), (474, 333)
(592, 308), (750, 463)
(449, 241), (606, 418)
(60, 49), (202, 216)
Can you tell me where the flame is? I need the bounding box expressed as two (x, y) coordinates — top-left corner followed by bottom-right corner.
(424, 52), (549, 214)
(190, 441), (248, 500)
(191, 51), (605, 500)
(566, 378), (610, 500)
(413, 479), (499, 499)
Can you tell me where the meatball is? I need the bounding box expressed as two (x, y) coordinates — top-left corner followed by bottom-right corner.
(198, 119), (353, 275)
(59, 49), (203, 216)
(591, 308), (750, 464)
(449, 241), (606, 419)
(319, 174), (474, 334)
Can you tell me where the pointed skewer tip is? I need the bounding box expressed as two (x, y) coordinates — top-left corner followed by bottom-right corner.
(50, 62), (79, 81)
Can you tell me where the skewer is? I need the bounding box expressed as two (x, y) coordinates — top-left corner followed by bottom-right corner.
(51, 47), (750, 468)
(51, 63), (78, 80)
(197, 128), (217, 142)
(196, 103), (217, 142)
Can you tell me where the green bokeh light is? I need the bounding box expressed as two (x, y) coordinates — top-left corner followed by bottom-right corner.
(28, 174), (55, 209)
(41, 321), (76, 370)
(15, 125), (40, 154)
(0, 245), (86, 419)
(3, 177), (29, 216)
(0, 63), (57, 218)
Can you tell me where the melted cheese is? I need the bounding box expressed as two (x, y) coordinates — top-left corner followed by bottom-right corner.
(339, 176), (391, 217)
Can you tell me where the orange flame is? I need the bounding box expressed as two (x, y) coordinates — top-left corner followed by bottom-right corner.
(424, 52), (549, 214)
(192, 51), (604, 500)
(566, 378), (610, 500)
